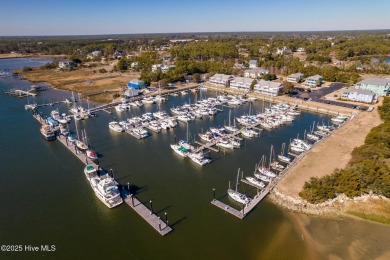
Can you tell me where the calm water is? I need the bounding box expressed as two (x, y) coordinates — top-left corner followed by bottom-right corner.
(0, 58), (339, 259)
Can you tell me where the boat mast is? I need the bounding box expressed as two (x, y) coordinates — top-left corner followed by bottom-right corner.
(236, 168), (240, 192)
(269, 145), (273, 167)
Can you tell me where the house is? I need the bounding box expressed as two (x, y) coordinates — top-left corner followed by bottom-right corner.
(305, 75), (323, 87)
(244, 68), (269, 79)
(341, 87), (377, 103)
(130, 62), (138, 68)
(112, 50), (123, 59)
(161, 65), (175, 73)
(276, 46), (291, 55)
(296, 47), (305, 52)
(253, 80), (282, 96)
(152, 64), (162, 72)
(355, 78), (390, 96)
(58, 61), (76, 69)
(287, 73), (304, 83)
(87, 50), (102, 59)
(229, 77), (254, 91)
(208, 74), (235, 87)
(124, 88), (140, 98)
(248, 60), (258, 68)
(127, 79), (145, 89)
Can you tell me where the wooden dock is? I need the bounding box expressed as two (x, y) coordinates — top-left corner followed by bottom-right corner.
(211, 199), (244, 219)
(5, 89), (37, 97)
(123, 194), (172, 236)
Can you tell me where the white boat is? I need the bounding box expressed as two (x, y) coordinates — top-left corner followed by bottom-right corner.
(278, 155), (291, 163)
(178, 140), (195, 151)
(132, 127), (149, 138)
(170, 144), (190, 157)
(270, 161), (285, 171)
(86, 149), (98, 160)
(216, 139), (234, 149)
(241, 128), (254, 138)
(228, 170), (251, 205)
(90, 175), (123, 208)
(76, 140), (88, 151)
(84, 165), (98, 181)
(306, 133), (320, 141)
(254, 173), (271, 182)
(142, 97), (156, 104)
(198, 132), (215, 142)
(177, 114), (192, 122)
(258, 167), (276, 178)
(135, 100), (143, 107)
(245, 176), (265, 188)
(188, 152), (211, 166)
(109, 121), (124, 132)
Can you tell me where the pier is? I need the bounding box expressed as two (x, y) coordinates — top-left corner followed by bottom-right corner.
(210, 119), (351, 219)
(32, 112), (173, 236)
(123, 194), (172, 236)
(5, 89), (37, 97)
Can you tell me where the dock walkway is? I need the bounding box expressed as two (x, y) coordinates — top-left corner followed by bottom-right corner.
(123, 194), (172, 236)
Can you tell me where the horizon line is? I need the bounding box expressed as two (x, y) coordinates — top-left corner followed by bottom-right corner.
(1, 28), (390, 38)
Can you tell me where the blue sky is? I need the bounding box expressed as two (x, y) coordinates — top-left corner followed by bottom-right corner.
(0, 0), (389, 36)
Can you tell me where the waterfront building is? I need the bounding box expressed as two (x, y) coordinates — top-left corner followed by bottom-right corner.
(355, 78), (390, 96)
(253, 80), (282, 96)
(208, 74), (235, 87)
(305, 75), (323, 87)
(124, 88), (139, 98)
(127, 79), (145, 89)
(152, 64), (175, 73)
(249, 60), (258, 68)
(287, 73), (304, 83)
(87, 50), (102, 59)
(341, 87), (377, 103)
(229, 77), (254, 91)
(244, 68), (269, 79)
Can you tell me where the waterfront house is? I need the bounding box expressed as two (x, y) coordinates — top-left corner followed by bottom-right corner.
(253, 80), (282, 96)
(355, 78), (390, 96)
(127, 79), (145, 89)
(287, 73), (304, 83)
(249, 60), (258, 68)
(208, 74), (235, 87)
(341, 87), (377, 103)
(124, 88), (140, 98)
(229, 77), (254, 91)
(244, 68), (269, 79)
(305, 75), (323, 87)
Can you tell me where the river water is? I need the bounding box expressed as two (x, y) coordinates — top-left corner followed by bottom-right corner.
(1, 58), (389, 259)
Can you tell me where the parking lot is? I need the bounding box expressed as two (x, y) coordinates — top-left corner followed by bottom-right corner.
(295, 83), (369, 110)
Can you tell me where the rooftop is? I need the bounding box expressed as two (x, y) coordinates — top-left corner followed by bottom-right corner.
(343, 87), (376, 96)
(306, 74), (322, 80)
(358, 78), (390, 86)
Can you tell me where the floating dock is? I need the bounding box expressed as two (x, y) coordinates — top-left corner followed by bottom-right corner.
(123, 193), (172, 236)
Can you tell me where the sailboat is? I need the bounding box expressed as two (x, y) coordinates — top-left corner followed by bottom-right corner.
(178, 123), (195, 151)
(224, 109), (239, 133)
(84, 129), (98, 160)
(258, 153), (277, 178)
(228, 169), (251, 205)
(278, 143), (291, 163)
(74, 121), (88, 151)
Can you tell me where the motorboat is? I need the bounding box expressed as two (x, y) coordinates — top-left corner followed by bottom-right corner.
(170, 144), (189, 157)
(132, 127), (149, 138)
(90, 175), (123, 208)
(188, 152), (211, 166)
(216, 138), (234, 149)
(40, 125), (56, 141)
(108, 121), (124, 132)
(254, 173), (271, 183)
(84, 164), (98, 181)
(178, 140), (195, 151)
